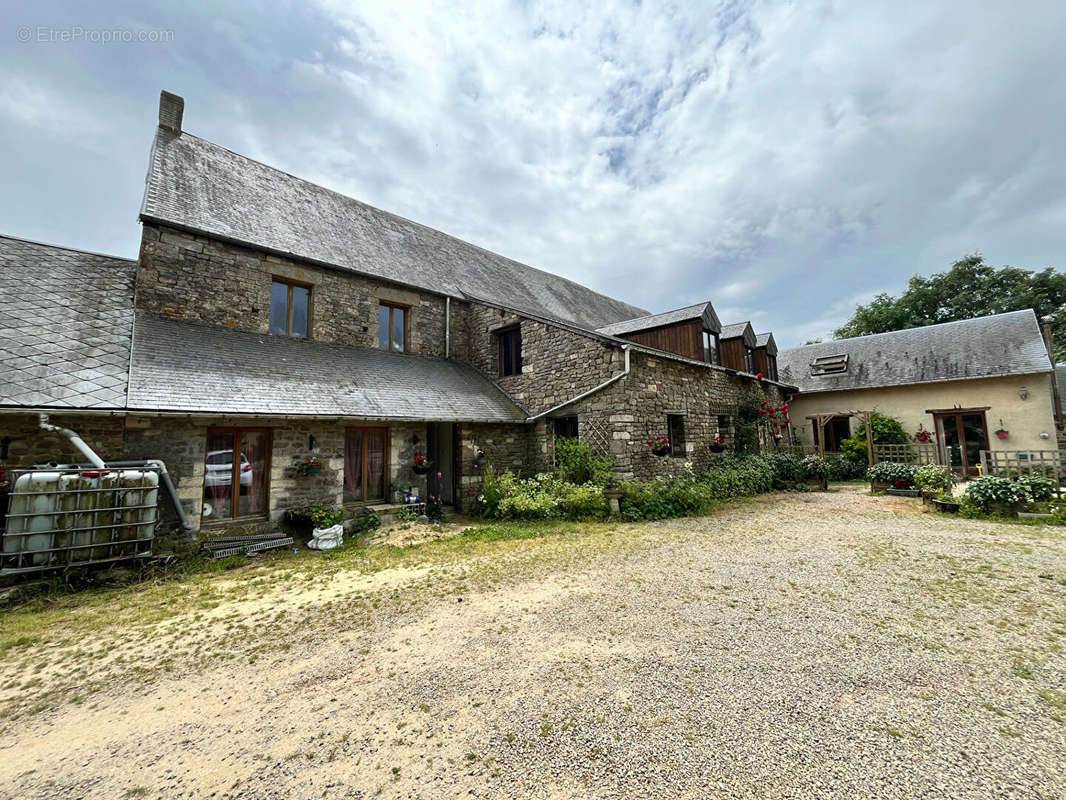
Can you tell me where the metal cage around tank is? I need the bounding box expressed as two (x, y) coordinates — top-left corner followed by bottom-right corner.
(1, 465), (160, 575)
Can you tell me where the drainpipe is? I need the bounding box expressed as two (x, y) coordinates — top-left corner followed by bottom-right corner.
(39, 413), (106, 469)
(37, 415), (193, 531)
(1041, 314), (1061, 428)
(526, 345), (631, 422)
(445, 296), (451, 358)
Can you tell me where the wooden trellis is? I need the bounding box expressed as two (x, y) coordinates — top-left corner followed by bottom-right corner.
(807, 410), (875, 465)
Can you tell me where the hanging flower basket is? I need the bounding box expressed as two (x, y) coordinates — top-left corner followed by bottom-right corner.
(995, 429), (1010, 440)
(709, 436), (726, 453)
(413, 451), (431, 475)
(296, 456), (324, 476)
(473, 447), (488, 468)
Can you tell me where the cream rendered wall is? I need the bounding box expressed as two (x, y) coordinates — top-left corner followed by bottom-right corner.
(788, 373), (1057, 453)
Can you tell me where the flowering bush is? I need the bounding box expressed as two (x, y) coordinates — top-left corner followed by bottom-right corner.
(825, 455), (867, 480)
(913, 464), (954, 495)
(758, 402), (791, 439)
(801, 456), (829, 479)
(966, 476), (1026, 510)
(1015, 475), (1058, 502)
(866, 461), (917, 487)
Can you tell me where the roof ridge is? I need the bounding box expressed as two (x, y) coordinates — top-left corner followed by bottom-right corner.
(781, 309), (1038, 352)
(0, 233), (136, 263)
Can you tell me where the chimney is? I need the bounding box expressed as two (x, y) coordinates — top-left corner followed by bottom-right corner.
(158, 90), (184, 134)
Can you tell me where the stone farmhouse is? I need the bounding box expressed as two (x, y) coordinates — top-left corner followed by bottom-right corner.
(0, 92), (792, 544)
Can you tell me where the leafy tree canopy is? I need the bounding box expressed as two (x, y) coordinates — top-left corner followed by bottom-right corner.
(834, 254), (1066, 360)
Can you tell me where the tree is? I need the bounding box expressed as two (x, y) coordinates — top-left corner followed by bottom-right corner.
(834, 255), (1066, 360)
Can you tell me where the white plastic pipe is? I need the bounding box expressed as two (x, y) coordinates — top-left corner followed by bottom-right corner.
(39, 414), (106, 469)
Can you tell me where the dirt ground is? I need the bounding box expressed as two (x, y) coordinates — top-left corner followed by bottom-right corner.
(1, 487), (1064, 799)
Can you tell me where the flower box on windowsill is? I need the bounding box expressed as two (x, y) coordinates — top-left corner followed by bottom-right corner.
(413, 464), (430, 475)
(709, 444), (727, 453)
(651, 447), (671, 458)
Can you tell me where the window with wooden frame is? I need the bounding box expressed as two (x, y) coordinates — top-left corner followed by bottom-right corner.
(269, 278), (311, 337)
(703, 329), (720, 365)
(498, 326), (522, 377)
(744, 346), (755, 373)
(344, 427), (389, 504)
(202, 428), (271, 522)
(766, 355), (778, 381)
(667, 414), (686, 456)
(379, 303), (408, 353)
(553, 416), (578, 439)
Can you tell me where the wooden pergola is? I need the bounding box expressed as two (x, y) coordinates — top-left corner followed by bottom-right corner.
(806, 410), (875, 465)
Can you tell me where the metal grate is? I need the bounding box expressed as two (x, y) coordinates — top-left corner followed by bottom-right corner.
(1, 466), (159, 575)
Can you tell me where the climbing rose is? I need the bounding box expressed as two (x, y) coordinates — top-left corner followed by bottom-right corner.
(756, 372), (764, 380)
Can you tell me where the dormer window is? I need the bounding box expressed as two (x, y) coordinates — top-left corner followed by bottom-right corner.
(703, 330), (719, 365)
(810, 354), (848, 375)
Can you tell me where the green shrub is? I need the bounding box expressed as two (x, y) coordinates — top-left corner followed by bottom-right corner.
(554, 438), (613, 486)
(488, 472), (607, 521)
(825, 455), (866, 480)
(841, 412), (909, 461)
(758, 452), (805, 487)
(1015, 475), (1058, 502)
(291, 501), (344, 529)
(349, 510), (381, 535)
(558, 482), (609, 519)
(966, 476), (1026, 510)
(733, 388), (763, 455)
(801, 456), (829, 479)
(866, 462), (917, 486)
(479, 465), (504, 518)
(913, 465), (954, 495)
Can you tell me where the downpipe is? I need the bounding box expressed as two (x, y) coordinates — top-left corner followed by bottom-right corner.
(39, 413), (106, 469)
(527, 345), (631, 422)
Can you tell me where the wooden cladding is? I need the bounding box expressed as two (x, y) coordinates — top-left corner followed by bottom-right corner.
(753, 349), (778, 380)
(720, 337), (752, 372)
(619, 320), (703, 361)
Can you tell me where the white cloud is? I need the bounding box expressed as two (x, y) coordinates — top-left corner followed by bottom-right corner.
(2, 0), (1065, 346)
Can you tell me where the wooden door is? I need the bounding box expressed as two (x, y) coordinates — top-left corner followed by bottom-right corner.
(344, 427), (389, 504)
(933, 412), (989, 475)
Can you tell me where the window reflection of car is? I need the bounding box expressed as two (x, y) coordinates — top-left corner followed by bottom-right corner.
(204, 450), (253, 489)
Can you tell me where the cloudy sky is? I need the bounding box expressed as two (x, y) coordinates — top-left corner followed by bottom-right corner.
(2, 1), (1065, 345)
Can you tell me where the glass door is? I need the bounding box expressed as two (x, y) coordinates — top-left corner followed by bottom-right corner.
(202, 428), (270, 521)
(933, 412), (988, 475)
(344, 427), (388, 504)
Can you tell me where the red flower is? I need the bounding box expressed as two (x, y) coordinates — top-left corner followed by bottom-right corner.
(756, 372), (764, 380)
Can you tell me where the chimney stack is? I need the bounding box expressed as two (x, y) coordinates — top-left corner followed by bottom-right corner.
(158, 90), (184, 134)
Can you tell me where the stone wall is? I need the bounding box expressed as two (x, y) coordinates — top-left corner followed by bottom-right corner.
(528, 350), (789, 480)
(0, 413), (127, 469)
(461, 304), (619, 415)
(137, 223), (449, 356)
(456, 422), (531, 510)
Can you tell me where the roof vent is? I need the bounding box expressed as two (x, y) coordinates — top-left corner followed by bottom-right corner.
(810, 354), (848, 376)
(158, 90), (184, 134)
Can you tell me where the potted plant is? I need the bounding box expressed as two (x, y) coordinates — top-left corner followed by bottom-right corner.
(413, 451), (431, 475)
(709, 435), (727, 453)
(994, 419), (1009, 440)
(913, 464), (954, 505)
(965, 475), (1024, 516)
(647, 436), (671, 457)
(296, 456), (324, 476)
(915, 425), (933, 444)
(473, 447), (488, 468)
(866, 462), (917, 494)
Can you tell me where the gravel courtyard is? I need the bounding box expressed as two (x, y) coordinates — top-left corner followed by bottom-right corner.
(1, 487), (1064, 799)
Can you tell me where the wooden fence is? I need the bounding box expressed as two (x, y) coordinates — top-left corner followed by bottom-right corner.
(872, 443), (940, 465)
(980, 449), (1063, 478)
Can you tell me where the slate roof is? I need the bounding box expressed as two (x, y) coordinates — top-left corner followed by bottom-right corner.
(0, 235), (135, 409)
(778, 310), (1052, 393)
(127, 313), (527, 421)
(720, 322), (756, 347)
(595, 301), (721, 337)
(755, 332), (777, 355)
(140, 128), (648, 330)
